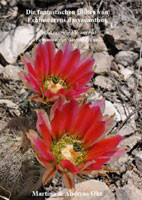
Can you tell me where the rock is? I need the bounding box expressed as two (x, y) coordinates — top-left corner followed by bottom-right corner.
(73, 8), (92, 31)
(111, 71), (120, 78)
(94, 52), (113, 74)
(136, 59), (142, 68)
(47, 180), (115, 200)
(17, 0), (36, 8)
(0, 99), (18, 109)
(72, 36), (90, 54)
(116, 182), (142, 200)
(3, 65), (21, 81)
(57, 36), (89, 54)
(0, 25), (44, 64)
(0, 64), (4, 74)
(49, 33), (66, 45)
(87, 91), (103, 103)
(123, 182), (142, 200)
(108, 153), (129, 173)
(120, 134), (141, 150)
(136, 70), (142, 87)
(80, 22), (91, 32)
(0, 120), (7, 132)
(103, 101), (121, 122)
(120, 85), (131, 99)
(108, 151), (129, 173)
(135, 152), (142, 172)
(118, 118), (136, 137)
(0, 126), (44, 199)
(112, 103), (136, 137)
(19, 87), (26, 94)
(104, 101), (136, 136)
(0, 98), (20, 115)
(115, 189), (130, 200)
(127, 76), (135, 89)
(11, 6), (18, 18)
(94, 76), (114, 90)
(93, 36), (107, 52)
(115, 51), (138, 66)
(113, 103), (133, 121)
(0, 0), (7, 6)
(123, 170), (142, 191)
(9, 0), (17, 7)
(119, 65), (133, 81)
(105, 26), (141, 51)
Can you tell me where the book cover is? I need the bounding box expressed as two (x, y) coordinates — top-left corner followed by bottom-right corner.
(0, 0), (142, 200)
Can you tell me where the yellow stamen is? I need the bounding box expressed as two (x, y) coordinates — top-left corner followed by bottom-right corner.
(52, 134), (86, 167)
(43, 76), (68, 94)
(61, 144), (73, 160)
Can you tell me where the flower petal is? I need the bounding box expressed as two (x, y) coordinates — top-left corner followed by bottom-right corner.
(51, 49), (64, 76)
(29, 94), (48, 103)
(50, 98), (79, 138)
(19, 71), (42, 94)
(86, 135), (124, 160)
(50, 96), (78, 139)
(90, 98), (105, 112)
(51, 107), (66, 139)
(19, 71), (34, 91)
(62, 172), (75, 189)
(104, 114), (115, 134)
(50, 95), (66, 120)
(72, 71), (94, 88)
(60, 49), (80, 79)
(35, 139), (53, 160)
(45, 41), (55, 74)
(34, 43), (49, 79)
(71, 103), (90, 134)
(42, 167), (57, 185)
(65, 87), (89, 99)
(63, 42), (71, 57)
(22, 56), (38, 79)
(26, 130), (57, 168)
(28, 73), (42, 94)
(107, 148), (125, 163)
(36, 109), (52, 147)
(72, 103), (102, 137)
(83, 120), (106, 147)
(56, 88), (86, 100)
(86, 158), (110, 170)
(26, 129), (41, 151)
(62, 100), (79, 132)
(61, 160), (79, 174)
(68, 58), (94, 86)
(36, 154), (53, 168)
(22, 53), (33, 65)
(79, 160), (95, 171)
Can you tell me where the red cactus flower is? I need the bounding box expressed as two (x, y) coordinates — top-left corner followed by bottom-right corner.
(19, 41), (94, 102)
(26, 98), (124, 189)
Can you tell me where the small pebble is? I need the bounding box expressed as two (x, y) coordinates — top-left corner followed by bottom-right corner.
(1, 0), (7, 6)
